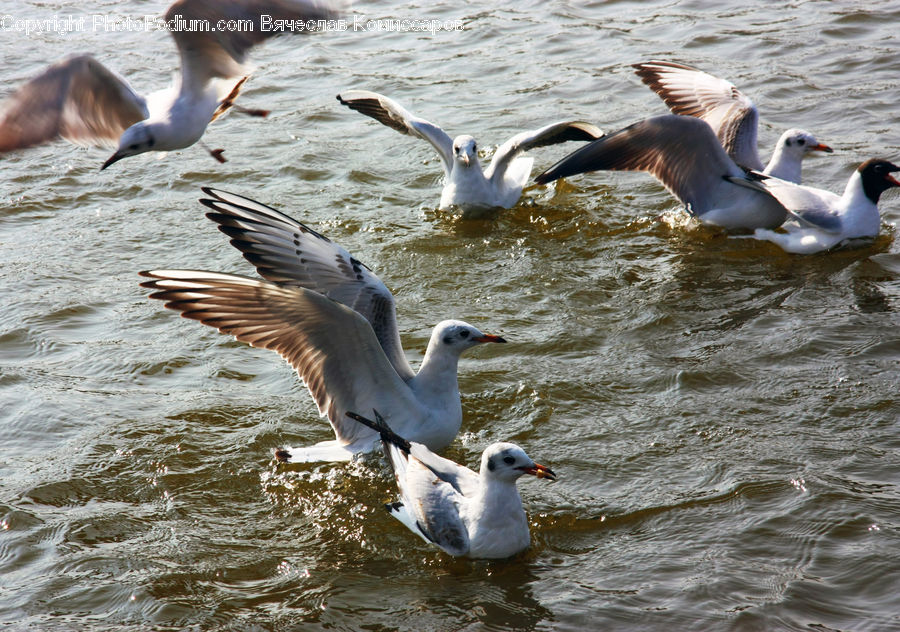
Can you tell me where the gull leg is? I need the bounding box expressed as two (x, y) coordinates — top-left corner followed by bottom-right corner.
(199, 141), (226, 164)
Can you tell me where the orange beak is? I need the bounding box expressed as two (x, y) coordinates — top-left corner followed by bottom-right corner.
(473, 333), (506, 343)
(886, 173), (900, 187)
(521, 462), (557, 481)
(812, 143), (833, 153)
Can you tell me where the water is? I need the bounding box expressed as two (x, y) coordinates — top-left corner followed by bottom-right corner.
(1, 0), (899, 630)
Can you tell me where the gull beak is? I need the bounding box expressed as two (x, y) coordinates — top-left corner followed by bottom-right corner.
(813, 143), (833, 153)
(472, 333), (506, 344)
(101, 150), (126, 170)
(459, 153), (470, 167)
(886, 173), (900, 187)
(522, 463), (557, 481)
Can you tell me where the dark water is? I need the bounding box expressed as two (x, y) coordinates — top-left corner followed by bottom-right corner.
(1, 0), (899, 630)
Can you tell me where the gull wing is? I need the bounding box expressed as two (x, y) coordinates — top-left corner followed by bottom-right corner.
(166, 0), (340, 86)
(139, 270), (422, 447)
(0, 54), (147, 151)
(536, 114), (744, 215)
(634, 60), (763, 171)
(336, 90), (454, 176)
(201, 188), (415, 382)
(485, 120), (604, 184)
(756, 176), (844, 233)
(384, 441), (470, 556)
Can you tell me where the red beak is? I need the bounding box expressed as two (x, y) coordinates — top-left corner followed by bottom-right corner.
(521, 462), (557, 481)
(812, 143), (833, 153)
(473, 334), (506, 343)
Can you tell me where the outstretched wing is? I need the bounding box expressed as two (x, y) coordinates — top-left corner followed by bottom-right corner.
(201, 188), (415, 382)
(139, 270), (422, 446)
(336, 89), (454, 176)
(536, 114), (744, 215)
(166, 0), (341, 86)
(485, 120), (604, 184)
(0, 54), (147, 152)
(633, 60), (763, 171)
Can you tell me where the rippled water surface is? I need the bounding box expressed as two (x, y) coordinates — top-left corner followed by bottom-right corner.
(1, 1), (899, 630)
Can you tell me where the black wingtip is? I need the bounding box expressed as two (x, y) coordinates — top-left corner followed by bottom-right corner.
(345, 410), (412, 453)
(274, 447), (291, 463)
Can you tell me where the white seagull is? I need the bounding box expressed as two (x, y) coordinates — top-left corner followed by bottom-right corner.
(140, 188), (506, 463)
(336, 89), (604, 214)
(347, 410), (556, 559)
(752, 159), (900, 254)
(633, 60), (833, 183)
(0, 0), (339, 168)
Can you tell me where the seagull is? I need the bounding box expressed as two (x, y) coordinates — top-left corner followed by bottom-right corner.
(751, 159), (900, 254)
(347, 410), (556, 559)
(537, 114), (799, 230)
(0, 0), (339, 168)
(336, 89), (604, 214)
(633, 60), (832, 183)
(139, 188), (507, 463)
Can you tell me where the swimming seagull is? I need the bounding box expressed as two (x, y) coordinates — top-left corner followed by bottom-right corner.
(336, 89), (604, 214)
(140, 189), (506, 463)
(633, 60), (832, 183)
(0, 0), (339, 168)
(535, 117), (898, 245)
(751, 159), (900, 254)
(347, 410), (556, 559)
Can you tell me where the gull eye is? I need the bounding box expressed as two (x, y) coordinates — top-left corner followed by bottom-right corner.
(129, 143), (139, 150)
(443, 335), (453, 344)
(786, 139), (792, 147)
(502, 455), (515, 465)
(459, 330), (469, 339)
(798, 138), (806, 146)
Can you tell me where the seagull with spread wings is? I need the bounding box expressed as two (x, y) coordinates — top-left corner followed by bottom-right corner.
(337, 89), (604, 214)
(0, 0), (339, 168)
(140, 188), (507, 463)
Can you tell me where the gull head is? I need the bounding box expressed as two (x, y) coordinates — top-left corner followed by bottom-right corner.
(452, 135), (478, 168)
(779, 129), (833, 158)
(102, 122), (157, 170)
(482, 443), (557, 483)
(428, 320), (506, 356)
(859, 158), (900, 203)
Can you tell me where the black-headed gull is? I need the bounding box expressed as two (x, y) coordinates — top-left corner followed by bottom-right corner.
(347, 410), (555, 559)
(0, 0), (339, 168)
(140, 189), (506, 463)
(752, 159), (900, 254)
(633, 60), (832, 183)
(336, 89), (603, 214)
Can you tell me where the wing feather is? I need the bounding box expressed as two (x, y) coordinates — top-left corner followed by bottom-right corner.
(485, 120), (604, 183)
(634, 61), (763, 171)
(336, 90), (454, 176)
(200, 188), (415, 382)
(139, 270), (422, 446)
(0, 54), (146, 151)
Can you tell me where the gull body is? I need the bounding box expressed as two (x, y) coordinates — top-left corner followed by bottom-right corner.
(140, 189), (506, 463)
(336, 90), (603, 214)
(348, 411), (556, 559)
(752, 159), (900, 254)
(633, 60), (832, 183)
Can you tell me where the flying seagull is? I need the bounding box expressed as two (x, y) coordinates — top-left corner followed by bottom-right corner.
(0, 0), (339, 168)
(336, 89), (604, 214)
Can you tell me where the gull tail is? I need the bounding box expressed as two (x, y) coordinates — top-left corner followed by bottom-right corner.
(274, 441), (355, 464)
